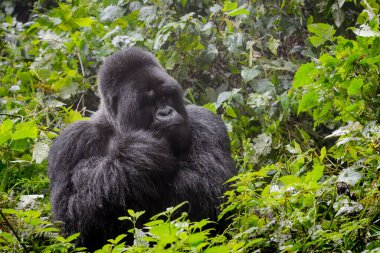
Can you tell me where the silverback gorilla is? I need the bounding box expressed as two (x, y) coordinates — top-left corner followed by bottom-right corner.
(48, 47), (236, 251)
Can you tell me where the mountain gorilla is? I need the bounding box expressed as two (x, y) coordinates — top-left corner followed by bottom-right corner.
(48, 47), (236, 251)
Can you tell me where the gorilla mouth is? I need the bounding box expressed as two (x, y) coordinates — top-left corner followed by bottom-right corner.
(160, 123), (182, 130)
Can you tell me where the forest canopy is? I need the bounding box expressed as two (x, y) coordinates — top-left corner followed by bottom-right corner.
(0, 0), (380, 252)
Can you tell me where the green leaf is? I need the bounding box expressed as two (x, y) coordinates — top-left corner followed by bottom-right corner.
(320, 147), (327, 162)
(12, 121), (38, 140)
(223, 1), (238, 12)
(347, 78), (363, 95)
(292, 63), (317, 89)
(309, 36), (326, 47)
(66, 233), (80, 242)
(304, 160), (324, 183)
(10, 139), (29, 151)
(149, 223), (176, 244)
(225, 106), (237, 118)
(297, 91), (318, 114)
(280, 175), (301, 185)
(319, 54), (339, 67)
(204, 246), (229, 253)
(74, 17), (94, 27)
(127, 209), (135, 216)
(181, 0), (187, 8)
(0, 119), (13, 146)
(268, 37), (280, 55)
(144, 220), (164, 227)
(64, 110), (87, 124)
(186, 232), (207, 246)
(308, 23), (336, 47)
(113, 234), (126, 244)
(227, 7), (249, 17)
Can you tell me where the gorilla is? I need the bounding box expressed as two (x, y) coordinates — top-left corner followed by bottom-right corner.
(48, 47), (236, 251)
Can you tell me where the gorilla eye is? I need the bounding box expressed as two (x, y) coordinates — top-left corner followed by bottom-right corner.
(147, 90), (155, 99)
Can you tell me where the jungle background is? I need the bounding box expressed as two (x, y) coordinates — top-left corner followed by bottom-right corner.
(0, 0), (380, 252)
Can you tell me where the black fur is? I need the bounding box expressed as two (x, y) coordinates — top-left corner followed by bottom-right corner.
(48, 47), (236, 251)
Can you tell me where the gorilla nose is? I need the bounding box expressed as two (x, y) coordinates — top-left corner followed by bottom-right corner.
(156, 106), (174, 119)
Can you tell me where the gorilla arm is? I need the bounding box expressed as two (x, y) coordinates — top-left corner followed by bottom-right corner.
(170, 105), (236, 221)
(48, 120), (176, 239)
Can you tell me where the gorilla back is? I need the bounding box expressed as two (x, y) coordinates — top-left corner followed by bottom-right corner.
(48, 47), (236, 251)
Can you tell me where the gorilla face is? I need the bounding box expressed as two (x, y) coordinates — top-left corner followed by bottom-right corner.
(99, 49), (191, 156)
(138, 66), (190, 155)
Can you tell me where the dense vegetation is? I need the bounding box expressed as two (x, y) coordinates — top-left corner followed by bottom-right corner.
(0, 0), (379, 252)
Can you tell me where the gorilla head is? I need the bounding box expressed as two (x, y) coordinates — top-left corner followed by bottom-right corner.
(98, 48), (190, 155)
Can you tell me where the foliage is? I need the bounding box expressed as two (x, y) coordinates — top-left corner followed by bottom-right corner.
(1, 0), (380, 252)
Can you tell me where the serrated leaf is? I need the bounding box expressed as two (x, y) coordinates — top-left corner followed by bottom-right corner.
(222, 1), (237, 12)
(144, 220), (164, 227)
(268, 37), (279, 55)
(285, 144), (300, 154)
(305, 161), (324, 183)
(186, 232), (207, 246)
(46, 99), (66, 107)
(297, 91), (318, 115)
(217, 91), (232, 104)
(113, 234), (126, 244)
(253, 133), (272, 156)
(127, 209), (135, 216)
(32, 142), (49, 164)
(310, 36), (326, 47)
(280, 175), (301, 186)
(333, 6), (345, 27)
(347, 78), (363, 95)
(241, 66), (261, 82)
(100, 5), (122, 22)
(204, 246), (229, 253)
(74, 17), (94, 27)
(64, 110), (87, 124)
(1, 119), (13, 132)
(337, 168), (362, 186)
(319, 54), (339, 67)
(292, 63), (317, 89)
(0, 119), (13, 146)
(12, 121), (38, 140)
(308, 23), (336, 46)
(353, 25), (380, 37)
(210, 4), (222, 13)
(225, 106), (237, 118)
(308, 23), (336, 37)
(320, 147), (327, 162)
(66, 233), (80, 242)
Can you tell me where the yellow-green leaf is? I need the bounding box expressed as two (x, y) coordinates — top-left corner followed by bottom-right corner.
(74, 17), (94, 27)
(292, 63), (317, 89)
(225, 105), (237, 118)
(12, 121), (38, 140)
(297, 91), (318, 115)
(347, 78), (363, 96)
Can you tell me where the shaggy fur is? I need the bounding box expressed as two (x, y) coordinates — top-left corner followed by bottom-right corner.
(48, 47), (236, 251)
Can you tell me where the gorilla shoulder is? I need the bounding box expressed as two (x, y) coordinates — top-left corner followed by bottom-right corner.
(186, 105), (231, 152)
